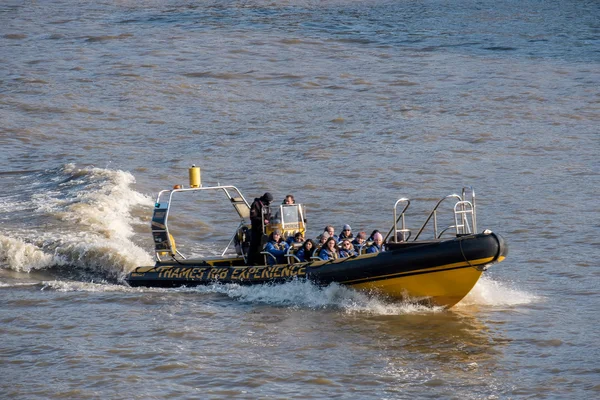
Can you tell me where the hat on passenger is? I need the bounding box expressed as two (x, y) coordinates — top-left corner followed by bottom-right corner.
(262, 192), (274, 203)
(342, 224), (351, 231)
(320, 232), (330, 239)
(357, 231), (367, 240)
(373, 232), (383, 241)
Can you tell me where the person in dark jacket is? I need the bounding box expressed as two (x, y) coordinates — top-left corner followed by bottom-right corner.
(248, 192), (273, 265)
(296, 239), (317, 262)
(352, 231), (367, 253)
(264, 230), (289, 265)
(338, 224), (354, 241)
(282, 194), (295, 205)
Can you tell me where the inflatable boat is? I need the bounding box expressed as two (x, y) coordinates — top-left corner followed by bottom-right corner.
(126, 166), (507, 308)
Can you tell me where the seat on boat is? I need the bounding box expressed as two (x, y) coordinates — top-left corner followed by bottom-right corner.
(285, 243), (303, 264)
(261, 240), (289, 266)
(261, 251), (278, 266)
(230, 197), (250, 219)
(311, 244), (324, 261)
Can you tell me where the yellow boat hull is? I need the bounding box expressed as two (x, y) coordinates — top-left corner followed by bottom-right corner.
(348, 263), (484, 308)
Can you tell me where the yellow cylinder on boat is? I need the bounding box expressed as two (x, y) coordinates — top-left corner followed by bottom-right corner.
(189, 165), (201, 188)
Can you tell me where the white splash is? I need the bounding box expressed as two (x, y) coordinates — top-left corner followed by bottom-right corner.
(0, 235), (59, 272)
(41, 280), (133, 292)
(194, 280), (445, 315)
(35, 278), (444, 315)
(32, 164), (153, 242)
(456, 275), (540, 308)
(0, 164), (154, 279)
(0, 281), (40, 288)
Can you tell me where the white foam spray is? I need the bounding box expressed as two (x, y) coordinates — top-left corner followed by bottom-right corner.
(0, 235), (58, 272)
(36, 278), (446, 315)
(456, 275), (540, 308)
(32, 275), (539, 315)
(0, 164), (154, 280)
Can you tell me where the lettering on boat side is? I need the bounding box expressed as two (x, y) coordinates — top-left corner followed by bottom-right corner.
(155, 265), (307, 281)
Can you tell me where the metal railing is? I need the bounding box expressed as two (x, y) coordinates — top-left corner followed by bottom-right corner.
(385, 187), (477, 243)
(152, 185), (251, 261)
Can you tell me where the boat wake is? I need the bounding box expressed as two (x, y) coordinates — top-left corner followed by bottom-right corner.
(26, 275), (538, 315)
(202, 279), (450, 314)
(0, 269), (539, 316)
(32, 278), (447, 314)
(0, 164), (153, 282)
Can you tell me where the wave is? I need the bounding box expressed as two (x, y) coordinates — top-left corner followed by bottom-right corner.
(0, 164), (154, 280)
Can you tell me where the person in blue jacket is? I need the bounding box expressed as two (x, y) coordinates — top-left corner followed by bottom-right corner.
(286, 231), (304, 246)
(323, 225), (339, 242)
(318, 237), (339, 261)
(296, 239), (317, 262)
(366, 232), (384, 254)
(264, 230), (289, 265)
(367, 229), (381, 242)
(339, 239), (358, 258)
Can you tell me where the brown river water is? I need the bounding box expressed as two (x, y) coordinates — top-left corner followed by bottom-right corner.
(1, 1), (599, 398)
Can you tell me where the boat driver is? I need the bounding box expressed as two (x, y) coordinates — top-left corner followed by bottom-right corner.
(248, 192), (273, 265)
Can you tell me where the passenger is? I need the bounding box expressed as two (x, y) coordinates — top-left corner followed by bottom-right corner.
(286, 231), (305, 246)
(318, 237), (339, 261)
(248, 192), (273, 265)
(296, 239), (317, 262)
(368, 230), (381, 241)
(283, 194), (307, 223)
(352, 231), (367, 253)
(318, 231), (330, 245)
(366, 232), (384, 254)
(339, 239), (358, 258)
(323, 225), (339, 242)
(264, 230), (289, 265)
(273, 194), (297, 223)
(338, 224), (354, 241)
(282, 194), (295, 205)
